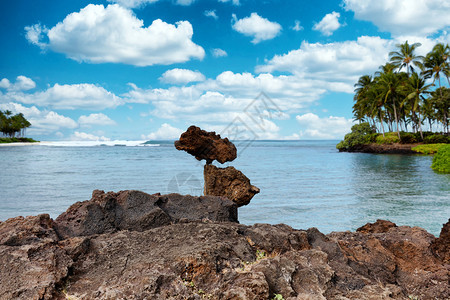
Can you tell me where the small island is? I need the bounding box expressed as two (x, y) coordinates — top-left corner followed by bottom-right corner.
(337, 41), (450, 173)
(0, 110), (38, 144)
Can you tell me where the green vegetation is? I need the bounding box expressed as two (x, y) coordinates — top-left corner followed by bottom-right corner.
(0, 110), (36, 143)
(272, 294), (285, 300)
(336, 123), (376, 151)
(412, 144), (447, 155)
(0, 137), (38, 144)
(431, 145), (450, 173)
(376, 132), (400, 144)
(352, 41), (449, 140)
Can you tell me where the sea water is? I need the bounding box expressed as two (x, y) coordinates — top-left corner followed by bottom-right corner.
(0, 140), (448, 236)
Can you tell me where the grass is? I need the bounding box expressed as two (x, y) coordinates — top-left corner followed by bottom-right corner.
(0, 137), (39, 143)
(431, 144), (450, 173)
(412, 144), (447, 155)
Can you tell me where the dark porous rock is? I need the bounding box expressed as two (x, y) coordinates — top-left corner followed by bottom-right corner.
(0, 214), (58, 246)
(431, 218), (450, 263)
(343, 143), (419, 154)
(1, 196), (449, 300)
(174, 125), (237, 164)
(357, 219), (397, 233)
(204, 164), (260, 207)
(54, 189), (237, 239)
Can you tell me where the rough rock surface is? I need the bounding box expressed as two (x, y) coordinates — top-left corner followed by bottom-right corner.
(55, 189), (238, 239)
(0, 191), (449, 300)
(204, 164), (260, 207)
(431, 219), (450, 263)
(174, 125), (237, 164)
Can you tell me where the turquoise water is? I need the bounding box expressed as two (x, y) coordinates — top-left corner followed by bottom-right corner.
(0, 141), (448, 236)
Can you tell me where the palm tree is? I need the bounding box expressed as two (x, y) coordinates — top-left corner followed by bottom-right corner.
(403, 73), (432, 139)
(376, 71), (406, 139)
(422, 43), (450, 90)
(389, 41), (424, 75)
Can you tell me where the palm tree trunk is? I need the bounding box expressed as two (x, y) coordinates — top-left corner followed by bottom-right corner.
(393, 98), (400, 139)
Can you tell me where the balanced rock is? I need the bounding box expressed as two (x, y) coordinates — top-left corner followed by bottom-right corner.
(175, 125), (237, 164)
(204, 164), (260, 207)
(54, 190), (238, 239)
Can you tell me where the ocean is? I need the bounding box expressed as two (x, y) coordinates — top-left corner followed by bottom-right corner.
(0, 140), (448, 236)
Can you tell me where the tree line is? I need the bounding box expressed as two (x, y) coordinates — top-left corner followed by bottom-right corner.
(0, 110), (31, 138)
(352, 41), (450, 140)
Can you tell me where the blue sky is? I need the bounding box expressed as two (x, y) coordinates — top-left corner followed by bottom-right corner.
(1, 0), (450, 141)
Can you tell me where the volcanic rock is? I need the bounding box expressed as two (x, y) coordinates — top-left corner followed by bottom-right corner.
(357, 219), (397, 234)
(54, 190), (238, 239)
(174, 125), (237, 164)
(431, 218), (450, 263)
(204, 164), (260, 207)
(0, 190), (449, 300)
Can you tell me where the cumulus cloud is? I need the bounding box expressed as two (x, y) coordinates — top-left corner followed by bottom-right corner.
(0, 81), (122, 110)
(204, 10), (218, 20)
(25, 4), (205, 66)
(142, 123), (184, 140)
(343, 0), (450, 37)
(78, 113), (116, 127)
(291, 20), (304, 32)
(0, 102), (77, 135)
(257, 36), (392, 89)
(313, 11), (341, 36)
(0, 76), (36, 91)
(295, 113), (353, 139)
(218, 0), (240, 5)
(71, 131), (111, 141)
(212, 48), (228, 57)
(232, 13), (282, 44)
(108, 0), (195, 8)
(159, 69), (206, 84)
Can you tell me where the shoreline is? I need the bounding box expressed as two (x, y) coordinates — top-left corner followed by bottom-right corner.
(0, 142), (42, 147)
(339, 142), (422, 154)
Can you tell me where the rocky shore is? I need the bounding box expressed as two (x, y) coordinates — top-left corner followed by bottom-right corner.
(338, 143), (421, 154)
(0, 189), (449, 300)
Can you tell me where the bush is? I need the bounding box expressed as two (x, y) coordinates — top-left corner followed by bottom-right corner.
(424, 134), (450, 144)
(376, 132), (400, 144)
(431, 144), (450, 173)
(336, 123), (377, 151)
(400, 132), (418, 144)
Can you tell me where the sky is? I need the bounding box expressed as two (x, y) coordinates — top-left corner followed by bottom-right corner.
(1, 0), (450, 141)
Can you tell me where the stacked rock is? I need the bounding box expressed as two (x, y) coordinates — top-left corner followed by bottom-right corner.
(175, 125), (260, 207)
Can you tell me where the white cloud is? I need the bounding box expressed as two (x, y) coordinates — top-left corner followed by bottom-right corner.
(0, 82), (122, 110)
(218, 0), (240, 5)
(0, 76), (36, 91)
(159, 69), (206, 84)
(232, 13), (282, 44)
(175, 0), (196, 5)
(78, 113), (116, 127)
(291, 20), (304, 32)
(25, 4), (205, 66)
(24, 24), (48, 48)
(204, 10), (218, 20)
(0, 102), (78, 135)
(142, 123), (184, 140)
(343, 0), (450, 37)
(257, 36), (392, 89)
(296, 113), (353, 139)
(212, 48), (228, 57)
(108, 0), (195, 8)
(71, 131), (111, 141)
(313, 11), (341, 36)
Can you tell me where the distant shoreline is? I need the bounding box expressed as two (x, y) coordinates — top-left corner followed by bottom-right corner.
(0, 142), (42, 147)
(338, 142), (421, 154)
